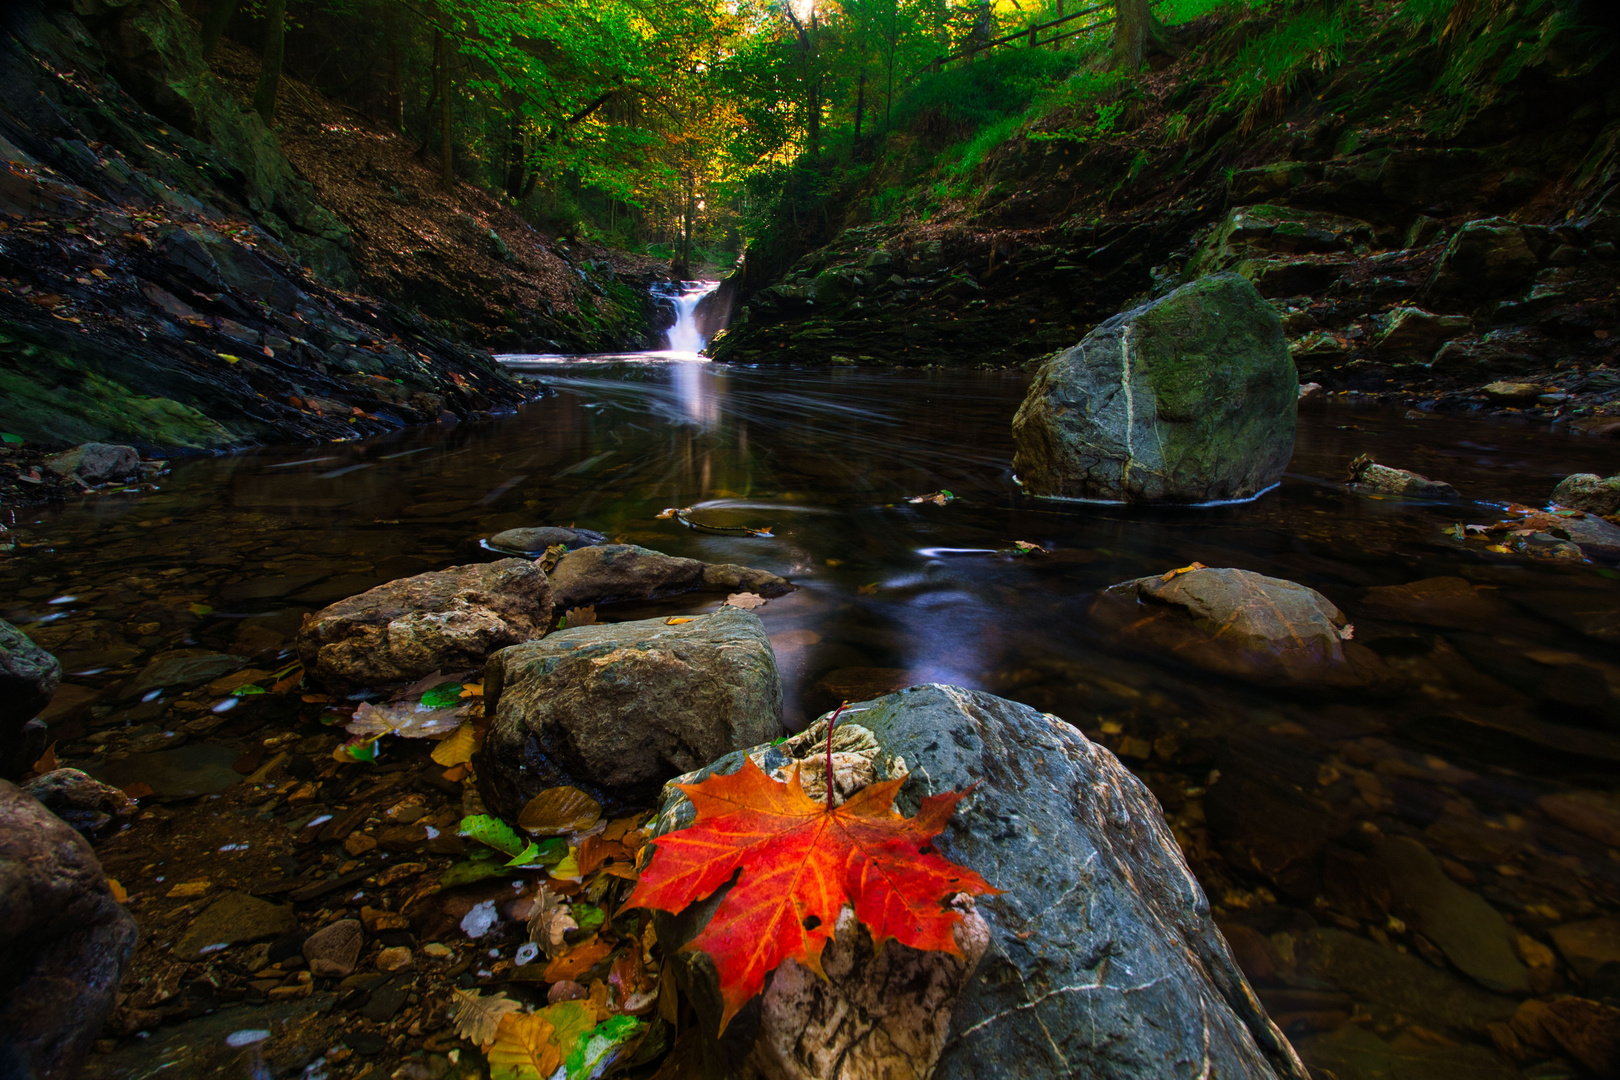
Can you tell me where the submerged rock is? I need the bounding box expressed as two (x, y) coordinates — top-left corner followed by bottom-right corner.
(1092, 567), (1389, 689)
(171, 890), (298, 962)
(0, 780), (137, 1080)
(547, 543), (793, 609)
(1011, 273), (1297, 504)
(1552, 472), (1620, 516)
(486, 525), (609, 556)
(1346, 460), (1459, 498)
(0, 617), (59, 777)
(297, 559), (552, 692)
(650, 685), (1307, 1080)
(477, 607), (782, 815)
(22, 768), (137, 835)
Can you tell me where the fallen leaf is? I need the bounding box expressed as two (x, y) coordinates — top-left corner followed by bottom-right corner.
(1012, 540), (1047, 554)
(107, 878), (128, 903)
(165, 880), (210, 898)
(527, 886), (579, 959)
(906, 489), (954, 506)
(857, 583), (879, 595)
(543, 935), (614, 982)
(420, 681), (466, 709)
(31, 742), (57, 774)
(453, 988), (523, 1049)
(567, 1013), (646, 1077)
(347, 699), (467, 740)
(664, 616), (694, 625)
(487, 1010), (559, 1078)
(562, 606), (598, 628)
(576, 835), (631, 878)
(627, 758), (996, 1031)
(519, 786), (603, 836)
(431, 723), (482, 767)
(460, 814), (530, 858)
(1159, 561), (1208, 582)
(441, 764), (468, 783)
(724, 592), (767, 610)
(122, 782), (155, 799)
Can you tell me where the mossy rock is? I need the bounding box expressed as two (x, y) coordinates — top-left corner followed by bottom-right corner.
(1012, 273), (1296, 504)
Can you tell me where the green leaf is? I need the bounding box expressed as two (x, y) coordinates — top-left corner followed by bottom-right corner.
(460, 814), (528, 857)
(565, 1015), (646, 1080)
(420, 682), (465, 709)
(0, 433), (23, 445)
(440, 860), (514, 889)
(232, 684), (267, 696)
(573, 903), (606, 932)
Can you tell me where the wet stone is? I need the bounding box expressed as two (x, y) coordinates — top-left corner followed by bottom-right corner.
(1549, 917), (1620, 981)
(303, 918), (364, 977)
(486, 526), (608, 555)
(1360, 577), (1501, 630)
(127, 651), (247, 697)
(1551, 472), (1620, 516)
(90, 743), (242, 798)
(1298, 1025), (1521, 1080)
(172, 891), (296, 961)
(1294, 928), (1517, 1035)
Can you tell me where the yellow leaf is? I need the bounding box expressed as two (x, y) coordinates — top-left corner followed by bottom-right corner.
(431, 724), (482, 767)
(550, 849), (581, 882)
(487, 1011), (559, 1080)
(1159, 561), (1208, 582)
(664, 617), (694, 625)
(453, 988), (522, 1049)
(107, 878), (128, 903)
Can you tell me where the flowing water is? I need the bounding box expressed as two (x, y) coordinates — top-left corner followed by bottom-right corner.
(9, 359), (1620, 1073)
(650, 280), (720, 355)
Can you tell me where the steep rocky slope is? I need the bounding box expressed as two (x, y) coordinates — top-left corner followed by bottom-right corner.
(0, 0), (658, 453)
(709, 5), (1620, 421)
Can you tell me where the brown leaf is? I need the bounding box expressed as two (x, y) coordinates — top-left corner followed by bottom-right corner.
(430, 723), (482, 767)
(724, 592), (767, 610)
(526, 885), (577, 959)
(563, 605), (597, 627)
(31, 742), (57, 775)
(542, 935), (614, 982)
(486, 1010), (559, 1076)
(452, 988), (523, 1049)
(518, 786), (602, 836)
(1159, 561), (1208, 582)
(577, 835), (631, 878)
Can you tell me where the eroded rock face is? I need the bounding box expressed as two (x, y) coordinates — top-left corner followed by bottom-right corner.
(1012, 273), (1297, 504)
(477, 608), (782, 815)
(0, 780), (138, 1080)
(297, 559), (552, 692)
(651, 685), (1307, 1080)
(1091, 567), (1390, 689)
(1427, 217), (1539, 302)
(1552, 472), (1620, 516)
(1, 617), (60, 777)
(548, 544), (793, 609)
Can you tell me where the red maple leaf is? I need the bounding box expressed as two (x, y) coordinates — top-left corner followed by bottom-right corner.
(626, 756), (996, 1031)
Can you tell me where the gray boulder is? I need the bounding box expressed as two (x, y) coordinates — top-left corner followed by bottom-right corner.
(1374, 307), (1472, 358)
(1427, 218), (1539, 301)
(548, 544), (793, 610)
(1552, 472), (1620, 516)
(42, 443), (141, 485)
(477, 607), (782, 815)
(0, 780), (138, 1080)
(1012, 273), (1297, 504)
(648, 685), (1307, 1080)
(296, 559), (552, 692)
(486, 526), (608, 556)
(1091, 567), (1390, 689)
(1, 618), (60, 777)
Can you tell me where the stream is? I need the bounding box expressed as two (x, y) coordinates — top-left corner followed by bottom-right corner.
(9, 319), (1620, 1072)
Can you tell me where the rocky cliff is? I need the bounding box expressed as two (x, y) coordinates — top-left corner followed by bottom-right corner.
(0, 0), (657, 452)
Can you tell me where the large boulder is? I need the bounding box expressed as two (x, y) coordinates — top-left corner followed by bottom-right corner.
(1091, 567), (1389, 689)
(1426, 217), (1538, 302)
(1552, 472), (1620, 516)
(1, 618), (60, 778)
(649, 685), (1307, 1080)
(0, 780), (138, 1080)
(1011, 273), (1297, 504)
(477, 607), (782, 815)
(297, 559), (552, 692)
(548, 544), (793, 610)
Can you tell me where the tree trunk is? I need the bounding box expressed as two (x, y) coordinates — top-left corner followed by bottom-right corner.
(251, 0), (286, 125)
(382, 0), (403, 131)
(1113, 0), (1175, 69)
(199, 0), (238, 60)
(806, 8), (821, 158)
(504, 96), (525, 200)
(436, 14), (454, 192)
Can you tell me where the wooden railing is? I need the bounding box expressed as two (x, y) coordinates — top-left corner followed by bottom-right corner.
(926, 1), (1159, 72)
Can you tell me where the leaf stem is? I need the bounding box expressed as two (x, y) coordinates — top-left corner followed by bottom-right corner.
(825, 701), (846, 811)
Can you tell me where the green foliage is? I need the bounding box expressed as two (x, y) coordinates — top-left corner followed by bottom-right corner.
(1208, 2), (1354, 132)
(890, 48), (1087, 139)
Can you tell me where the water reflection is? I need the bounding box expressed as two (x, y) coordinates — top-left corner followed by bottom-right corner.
(7, 367), (1620, 1077)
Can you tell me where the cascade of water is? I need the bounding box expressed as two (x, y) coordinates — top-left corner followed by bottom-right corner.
(654, 280), (720, 353)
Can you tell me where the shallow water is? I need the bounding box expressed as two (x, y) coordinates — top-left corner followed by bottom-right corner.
(9, 361), (1620, 1072)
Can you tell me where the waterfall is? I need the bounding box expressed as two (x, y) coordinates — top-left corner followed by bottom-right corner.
(654, 280), (720, 354)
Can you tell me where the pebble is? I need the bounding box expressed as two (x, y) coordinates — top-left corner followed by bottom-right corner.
(376, 946), (414, 972)
(1550, 917), (1620, 980)
(302, 919), (364, 978)
(343, 832), (378, 856)
(423, 943), (453, 959)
